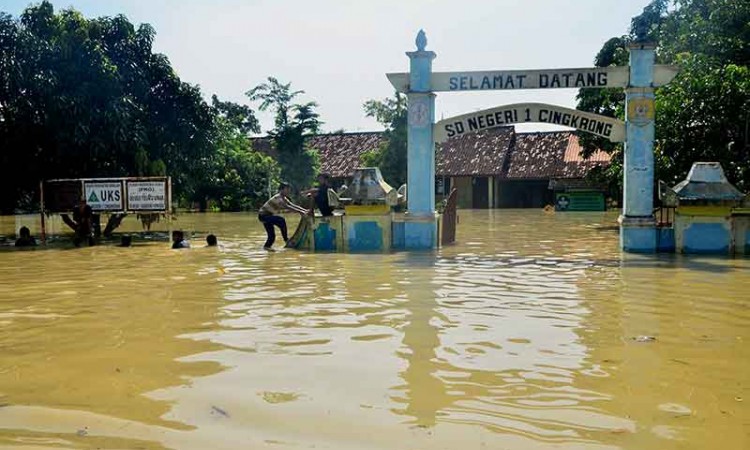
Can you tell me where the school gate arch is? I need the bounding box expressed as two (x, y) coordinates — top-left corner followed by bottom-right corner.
(388, 30), (678, 253)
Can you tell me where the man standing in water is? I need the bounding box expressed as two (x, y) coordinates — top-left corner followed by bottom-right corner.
(72, 199), (94, 247)
(302, 173), (335, 217)
(258, 182), (309, 251)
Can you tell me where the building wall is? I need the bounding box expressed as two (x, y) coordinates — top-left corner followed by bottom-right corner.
(451, 177), (473, 209)
(440, 177), (601, 209)
(496, 180), (554, 208)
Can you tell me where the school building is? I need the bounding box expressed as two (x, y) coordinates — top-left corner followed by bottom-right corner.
(251, 126), (611, 210)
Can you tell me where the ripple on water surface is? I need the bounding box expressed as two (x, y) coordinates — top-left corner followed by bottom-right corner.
(0, 210), (748, 450)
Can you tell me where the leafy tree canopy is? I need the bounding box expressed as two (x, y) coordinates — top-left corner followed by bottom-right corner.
(0, 2), (277, 212)
(246, 77), (321, 195)
(360, 92), (408, 187)
(577, 0), (750, 194)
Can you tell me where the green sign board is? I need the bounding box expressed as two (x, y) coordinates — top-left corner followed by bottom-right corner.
(555, 192), (605, 212)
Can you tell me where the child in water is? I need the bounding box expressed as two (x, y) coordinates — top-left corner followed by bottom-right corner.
(171, 230), (190, 249)
(15, 226), (36, 247)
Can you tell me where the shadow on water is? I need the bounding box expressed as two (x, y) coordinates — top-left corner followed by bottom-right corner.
(0, 231), (173, 252)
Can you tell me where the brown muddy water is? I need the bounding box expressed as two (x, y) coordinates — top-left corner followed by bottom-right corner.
(0, 210), (747, 450)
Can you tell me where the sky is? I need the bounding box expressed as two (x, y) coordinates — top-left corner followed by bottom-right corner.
(2, 0), (653, 133)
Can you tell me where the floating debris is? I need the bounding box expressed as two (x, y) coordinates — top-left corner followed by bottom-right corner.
(260, 392), (300, 404)
(632, 336), (657, 343)
(211, 405), (230, 418)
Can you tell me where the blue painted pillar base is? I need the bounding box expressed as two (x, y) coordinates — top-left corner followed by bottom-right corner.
(620, 215), (657, 253)
(403, 214), (438, 250)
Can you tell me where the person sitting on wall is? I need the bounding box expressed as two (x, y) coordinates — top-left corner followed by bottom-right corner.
(302, 173), (336, 217)
(206, 234), (218, 247)
(72, 199), (95, 247)
(14, 226), (37, 247)
(258, 182), (309, 251)
(172, 230), (190, 249)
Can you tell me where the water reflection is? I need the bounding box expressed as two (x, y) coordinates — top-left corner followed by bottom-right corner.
(0, 245), (226, 448)
(0, 211), (747, 450)
(391, 253), (446, 427)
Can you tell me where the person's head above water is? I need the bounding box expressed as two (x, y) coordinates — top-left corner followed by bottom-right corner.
(19, 226), (31, 238)
(172, 230), (184, 242)
(206, 234), (217, 246)
(120, 235), (132, 247)
(278, 182), (291, 196)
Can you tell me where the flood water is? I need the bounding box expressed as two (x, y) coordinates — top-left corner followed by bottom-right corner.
(0, 210), (747, 450)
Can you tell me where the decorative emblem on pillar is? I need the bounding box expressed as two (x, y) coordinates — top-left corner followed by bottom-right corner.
(409, 97), (430, 128)
(627, 97), (655, 125)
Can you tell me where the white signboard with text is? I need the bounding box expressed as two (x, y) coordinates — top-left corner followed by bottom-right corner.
(387, 65), (679, 93)
(127, 180), (167, 211)
(434, 103), (626, 143)
(84, 181), (124, 211)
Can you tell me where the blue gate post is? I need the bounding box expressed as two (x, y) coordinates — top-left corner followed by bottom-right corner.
(620, 42), (657, 252)
(404, 30), (438, 249)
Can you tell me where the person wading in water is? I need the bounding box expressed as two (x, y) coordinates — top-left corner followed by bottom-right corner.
(258, 182), (309, 251)
(302, 173), (335, 217)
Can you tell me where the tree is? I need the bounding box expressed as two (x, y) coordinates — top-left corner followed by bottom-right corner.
(246, 77), (321, 194)
(577, 0), (750, 194)
(0, 2), (215, 212)
(186, 98), (278, 211)
(361, 92), (408, 186)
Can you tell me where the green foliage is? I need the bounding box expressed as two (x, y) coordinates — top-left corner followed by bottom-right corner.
(186, 99), (278, 211)
(0, 2), (279, 212)
(210, 118), (280, 210)
(211, 95), (260, 136)
(246, 77), (321, 194)
(576, 0), (750, 194)
(0, 1), (215, 212)
(361, 93), (408, 186)
(655, 55), (749, 189)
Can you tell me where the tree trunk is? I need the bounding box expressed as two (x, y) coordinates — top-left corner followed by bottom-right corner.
(103, 213), (127, 237)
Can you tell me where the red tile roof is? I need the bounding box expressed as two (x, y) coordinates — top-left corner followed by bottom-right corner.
(306, 132), (387, 178)
(251, 128), (611, 181)
(506, 132), (611, 179)
(435, 127), (515, 177)
(564, 135), (612, 163)
(250, 132), (386, 178)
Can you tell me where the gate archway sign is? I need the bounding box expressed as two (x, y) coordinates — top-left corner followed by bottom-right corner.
(434, 103), (626, 143)
(388, 31), (678, 253)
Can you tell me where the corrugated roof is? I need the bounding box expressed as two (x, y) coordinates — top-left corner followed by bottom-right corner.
(435, 127), (515, 177)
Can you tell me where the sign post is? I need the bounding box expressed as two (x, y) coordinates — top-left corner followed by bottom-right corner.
(40, 177), (172, 243)
(434, 103), (626, 143)
(126, 180), (168, 211)
(388, 31), (674, 253)
(387, 65), (678, 93)
(404, 30), (439, 249)
(84, 181), (124, 211)
(620, 42), (658, 253)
